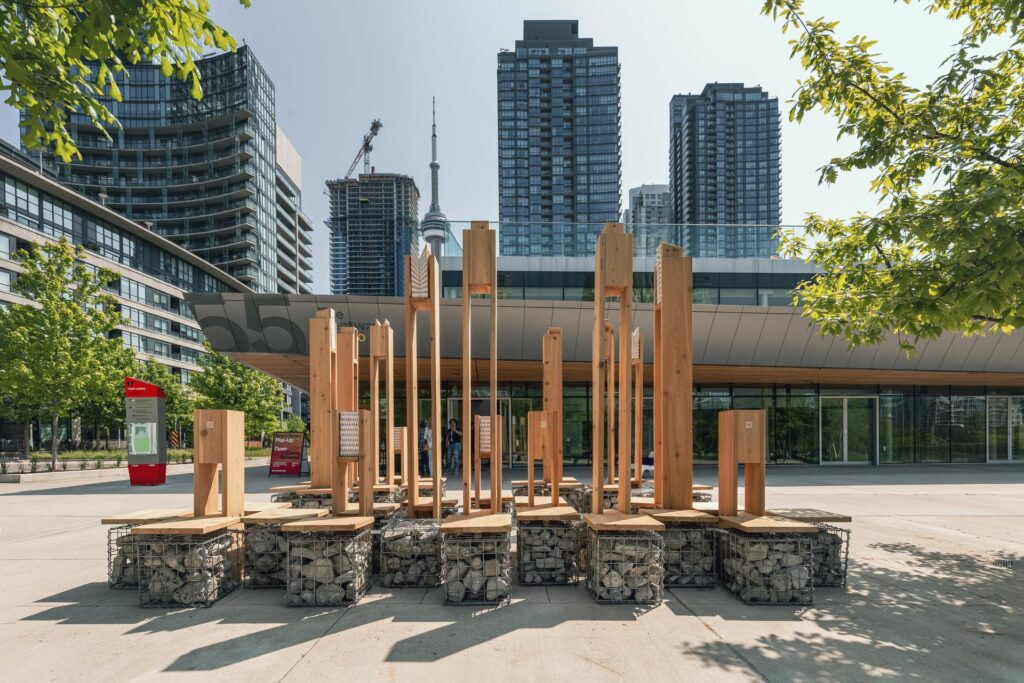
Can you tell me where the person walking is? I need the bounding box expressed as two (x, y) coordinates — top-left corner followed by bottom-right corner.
(418, 420), (432, 477)
(445, 418), (462, 475)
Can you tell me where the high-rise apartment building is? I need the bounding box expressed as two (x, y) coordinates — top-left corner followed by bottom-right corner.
(670, 83), (781, 257)
(497, 20), (621, 256)
(327, 173), (419, 296)
(624, 184), (671, 225)
(274, 127), (314, 295)
(26, 46), (300, 293)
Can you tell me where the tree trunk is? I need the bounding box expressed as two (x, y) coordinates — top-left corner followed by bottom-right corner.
(21, 422), (31, 458)
(50, 414), (59, 470)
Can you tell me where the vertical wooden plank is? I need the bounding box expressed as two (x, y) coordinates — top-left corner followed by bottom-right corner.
(462, 252), (473, 512)
(192, 409), (218, 517)
(405, 255), (419, 516)
(334, 327), (358, 515)
(618, 235), (633, 514)
(659, 245), (694, 511)
(369, 323), (381, 487)
(359, 409), (375, 516)
(605, 323), (615, 487)
(493, 415), (503, 510)
(718, 411), (738, 517)
(633, 330), (643, 494)
(385, 323), (395, 485)
(490, 270), (500, 502)
(591, 236), (605, 514)
(527, 411), (538, 508)
(429, 255), (443, 519)
(308, 309), (336, 489)
(543, 327), (563, 499)
(221, 410), (245, 517)
(653, 305), (663, 508)
(473, 415), (482, 507)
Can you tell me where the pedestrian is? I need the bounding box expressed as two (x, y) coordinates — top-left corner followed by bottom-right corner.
(446, 418), (462, 475)
(418, 419), (432, 477)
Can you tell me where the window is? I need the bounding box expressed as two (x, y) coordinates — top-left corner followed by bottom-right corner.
(0, 233), (11, 260)
(0, 268), (11, 292)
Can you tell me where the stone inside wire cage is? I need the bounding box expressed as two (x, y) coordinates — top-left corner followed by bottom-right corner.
(585, 528), (664, 603)
(107, 524), (139, 588)
(442, 532), (512, 604)
(721, 530), (814, 605)
(243, 525), (290, 588)
(285, 529), (371, 606)
(137, 532), (239, 608)
(662, 524), (716, 588)
(380, 519), (442, 587)
(811, 523), (850, 587)
(518, 520), (581, 585)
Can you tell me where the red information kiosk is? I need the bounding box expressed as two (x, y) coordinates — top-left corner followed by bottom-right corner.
(124, 377), (168, 486)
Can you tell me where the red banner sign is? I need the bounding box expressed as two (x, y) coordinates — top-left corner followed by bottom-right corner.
(269, 431), (305, 476)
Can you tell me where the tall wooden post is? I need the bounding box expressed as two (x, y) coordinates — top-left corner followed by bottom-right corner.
(462, 221), (499, 513)
(718, 409), (766, 517)
(527, 410), (557, 508)
(405, 245), (443, 518)
(334, 327), (359, 514)
(192, 409), (245, 518)
(309, 309), (337, 490)
(369, 320), (395, 486)
(654, 243), (693, 510)
(605, 322), (615, 487)
(542, 327), (563, 499)
(632, 328), (643, 490)
(591, 222), (633, 514)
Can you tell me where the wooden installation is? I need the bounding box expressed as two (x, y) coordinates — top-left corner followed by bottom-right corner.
(542, 327), (563, 492)
(525, 410), (558, 508)
(717, 409), (767, 519)
(368, 320), (396, 486)
(460, 221), (502, 513)
(390, 426), (406, 485)
(632, 328), (643, 489)
(334, 327), (361, 514)
(590, 222), (633, 514)
(192, 409), (245, 518)
(309, 308), (338, 490)
(653, 243), (694, 511)
(404, 244), (443, 518)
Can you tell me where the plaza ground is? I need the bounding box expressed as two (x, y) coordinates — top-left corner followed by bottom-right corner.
(1, 464), (1021, 682)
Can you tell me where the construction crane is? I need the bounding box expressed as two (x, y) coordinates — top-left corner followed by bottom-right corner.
(345, 119), (383, 179)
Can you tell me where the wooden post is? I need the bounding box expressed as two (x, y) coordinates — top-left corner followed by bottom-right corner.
(654, 243), (693, 511)
(527, 410), (557, 508)
(462, 221), (498, 513)
(605, 322), (615, 488)
(591, 222), (633, 514)
(358, 409), (375, 516)
(308, 309), (337, 489)
(391, 426), (405, 485)
(192, 409), (244, 517)
(405, 245), (443, 518)
(718, 409), (766, 517)
(369, 320), (395, 487)
(334, 327), (359, 514)
(632, 328), (643, 490)
(542, 327), (563, 500)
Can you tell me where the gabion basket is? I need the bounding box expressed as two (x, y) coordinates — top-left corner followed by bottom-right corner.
(511, 481), (548, 498)
(243, 525), (289, 588)
(107, 524), (140, 588)
(811, 523), (850, 587)
(442, 532), (512, 605)
(286, 529), (371, 606)
(347, 489), (401, 504)
(518, 520), (581, 585)
(662, 523), (716, 588)
(585, 528), (664, 604)
(379, 519), (442, 587)
(291, 492), (332, 510)
(721, 530), (814, 605)
(693, 490), (712, 503)
(270, 492), (296, 505)
(137, 532), (239, 608)
(561, 486), (592, 514)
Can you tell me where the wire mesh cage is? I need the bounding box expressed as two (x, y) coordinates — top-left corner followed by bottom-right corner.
(511, 481), (548, 498)
(270, 492), (296, 505)
(442, 532), (512, 605)
(518, 520), (581, 585)
(291, 492), (332, 510)
(347, 489), (401, 504)
(243, 525), (290, 588)
(721, 530), (814, 605)
(285, 529), (372, 606)
(662, 523), (717, 589)
(561, 486), (593, 514)
(379, 519), (442, 587)
(107, 525), (140, 588)
(585, 528), (664, 603)
(137, 532), (239, 608)
(693, 491), (712, 503)
(811, 523), (850, 587)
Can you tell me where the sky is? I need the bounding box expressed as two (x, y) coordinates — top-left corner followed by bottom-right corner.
(0, 0), (966, 292)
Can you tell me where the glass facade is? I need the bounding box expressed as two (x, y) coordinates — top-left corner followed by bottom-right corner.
(27, 46), (279, 292)
(497, 20), (621, 256)
(670, 83), (781, 257)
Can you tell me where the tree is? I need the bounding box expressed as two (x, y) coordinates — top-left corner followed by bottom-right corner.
(762, 0), (1024, 350)
(283, 414), (307, 435)
(1, 0), (249, 161)
(191, 342), (284, 442)
(136, 358), (195, 441)
(78, 340), (140, 447)
(0, 239), (128, 467)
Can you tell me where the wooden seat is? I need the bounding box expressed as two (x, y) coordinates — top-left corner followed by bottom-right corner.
(766, 508), (852, 524)
(513, 495), (568, 510)
(583, 511), (665, 532)
(100, 508), (192, 525)
(335, 502), (401, 517)
(644, 508), (718, 525)
(516, 505), (580, 522)
(280, 516), (374, 533)
(241, 508), (328, 526)
(131, 516), (241, 536)
(243, 502), (291, 515)
(440, 512), (513, 534)
(718, 512), (818, 534)
(266, 483), (312, 494)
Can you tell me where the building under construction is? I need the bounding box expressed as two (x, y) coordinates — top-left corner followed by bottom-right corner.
(327, 173), (420, 296)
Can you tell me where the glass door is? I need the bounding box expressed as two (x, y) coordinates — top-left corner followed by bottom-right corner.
(989, 396), (1024, 461)
(820, 397), (877, 464)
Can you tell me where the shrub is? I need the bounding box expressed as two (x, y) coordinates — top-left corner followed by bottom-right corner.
(0, 460), (7, 475)
(46, 462), (55, 472)
(78, 459), (87, 470)
(60, 461), (68, 471)
(29, 460), (38, 473)
(114, 455), (123, 468)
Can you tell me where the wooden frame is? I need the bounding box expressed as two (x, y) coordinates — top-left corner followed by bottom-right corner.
(192, 409), (245, 517)
(391, 425), (406, 485)
(308, 309), (337, 489)
(405, 245), (443, 518)
(653, 243), (694, 511)
(591, 222), (633, 514)
(717, 409), (767, 517)
(632, 327), (643, 489)
(462, 221), (501, 513)
(526, 410), (558, 508)
(368, 320), (396, 485)
(333, 327), (360, 515)
(542, 327), (563, 500)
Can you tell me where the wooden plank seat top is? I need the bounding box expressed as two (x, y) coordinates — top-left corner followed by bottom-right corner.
(516, 505), (580, 522)
(583, 511), (665, 532)
(718, 512), (818, 535)
(131, 516), (242, 536)
(243, 502), (291, 514)
(440, 512), (513, 534)
(241, 508), (329, 526)
(766, 508), (852, 524)
(395, 475), (447, 486)
(470, 491), (515, 507)
(100, 508), (192, 525)
(644, 508), (718, 525)
(334, 502), (402, 517)
(349, 483), (400, 492)
(292, 487), (333, 496)
(410, 496), (459, 512)
(513, 495), (568, 510)
(266, 484), (312, 494)
(280, 516), (374, 533)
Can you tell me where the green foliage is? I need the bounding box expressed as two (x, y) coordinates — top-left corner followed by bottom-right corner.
(28, 459), (37, 473)
(191, 342), (284, 441)
(0, 240), (128, 468)
(763, 0), (1024, 350)
(1, 0), (250, 161)
(135, 358), (195, 432)
(284, 414), (307, 434)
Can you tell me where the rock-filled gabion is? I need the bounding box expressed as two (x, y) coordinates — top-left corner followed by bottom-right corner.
(662, 524), (716, 588)
(243, 526), (289, 588)
(518, 520), (581, 585)
(347, 489), (401, 504)
(137, 532), (238, 607)
(585, 528), (664, 603)
(379, 519), (442, 587)
(511, 481), (548, 498)
(721, 530), (814, 605)
(107, 524), (139, 588)
(811, 523), (850, 587)
(285, 529), (371, 606)
(693, 490), (712, 503)
(560, 486), (592, 514)
(292, 492), (333, 509)
(442, 532), (512, 604)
